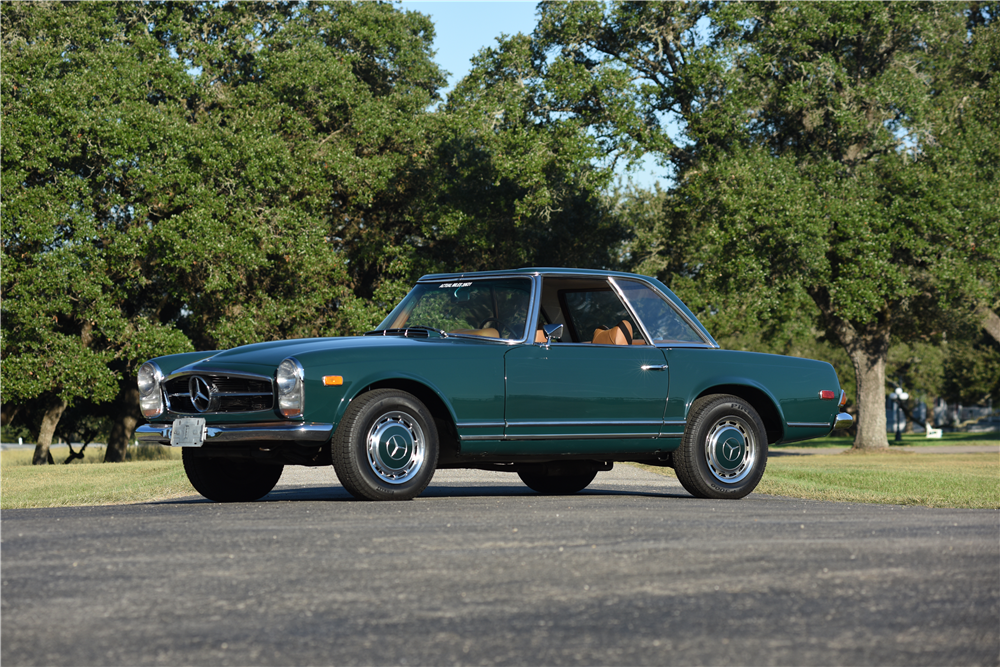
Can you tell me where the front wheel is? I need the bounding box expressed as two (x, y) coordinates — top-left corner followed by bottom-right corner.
(182, 450), (284, 502)
(674, 394), (767, 499)
(332, 389), (439, 501)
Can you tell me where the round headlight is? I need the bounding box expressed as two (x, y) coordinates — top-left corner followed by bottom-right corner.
(276, 358), (305, 418)
(137, 362), (161, 397)
(276, 359), (300, 395)
(137, 362), (164, 419)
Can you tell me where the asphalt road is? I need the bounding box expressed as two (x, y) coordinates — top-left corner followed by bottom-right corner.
(2, 466), (997, 666)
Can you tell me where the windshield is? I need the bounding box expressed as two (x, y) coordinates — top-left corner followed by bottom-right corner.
(377, 278), (532, 340)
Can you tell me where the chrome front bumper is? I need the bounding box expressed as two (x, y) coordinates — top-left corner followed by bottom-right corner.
(834, 412), (854, 430)
(136, 421), (334, 446)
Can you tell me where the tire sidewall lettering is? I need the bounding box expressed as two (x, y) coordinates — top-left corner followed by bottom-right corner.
(674, 394), (767, 500)
(333, 389), (439, 501)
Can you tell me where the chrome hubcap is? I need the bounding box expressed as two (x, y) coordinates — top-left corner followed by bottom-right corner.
(366, 411), (425, 484)
(705, 416), (757, 484)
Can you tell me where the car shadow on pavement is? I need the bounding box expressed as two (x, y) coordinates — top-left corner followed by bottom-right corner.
(157, 485), (692, 504)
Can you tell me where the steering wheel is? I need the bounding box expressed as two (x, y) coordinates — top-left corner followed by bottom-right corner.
(478, 317), (513, 338)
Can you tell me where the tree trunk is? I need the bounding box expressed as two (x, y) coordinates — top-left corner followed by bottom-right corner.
(104, 385), (141, 463)
(32, 398), (68, 465)
(979, 306), (1000, 345)
(843, 327), (891, 450)
(808, 287), (892, 449)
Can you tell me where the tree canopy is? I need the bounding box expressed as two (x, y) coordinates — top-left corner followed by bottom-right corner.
(1, 1), (627, 462)
(529, 0), (999, 448)
(2, 1), (996, 461)
(2, 1), (450, 461)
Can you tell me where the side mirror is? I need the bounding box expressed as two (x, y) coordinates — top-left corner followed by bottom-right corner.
(542, 323), (563, 348)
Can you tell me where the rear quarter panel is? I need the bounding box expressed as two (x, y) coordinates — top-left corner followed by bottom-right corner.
(664, 348), (842, 444)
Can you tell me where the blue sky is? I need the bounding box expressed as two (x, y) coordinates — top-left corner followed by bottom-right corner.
(399, 1), (667, 188)
(401, 1), (540, 91)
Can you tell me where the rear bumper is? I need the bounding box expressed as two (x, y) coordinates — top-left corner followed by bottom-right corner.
(136, 422), (334, 446)
(834, 412), (854, 430)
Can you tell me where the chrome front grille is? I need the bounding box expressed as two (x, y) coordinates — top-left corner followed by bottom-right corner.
(163, 372), (274, 414)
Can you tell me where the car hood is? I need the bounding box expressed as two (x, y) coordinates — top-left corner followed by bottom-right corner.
(170, 334), (459, 375)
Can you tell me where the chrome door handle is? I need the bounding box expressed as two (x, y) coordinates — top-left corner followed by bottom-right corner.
(641, 364), (668, 371)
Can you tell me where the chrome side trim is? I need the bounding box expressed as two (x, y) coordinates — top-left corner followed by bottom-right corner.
(457, 421), (506, 429)
(508, 420), (663, 428)
(458, 419), (686, 441)
(136, 422), (333, 446)
(504, 433), (662, 441)
(834, 412), (854, 430)
(787, 421), (832, 428)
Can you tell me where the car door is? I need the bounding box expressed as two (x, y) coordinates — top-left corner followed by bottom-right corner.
(501, 279), (670, 454)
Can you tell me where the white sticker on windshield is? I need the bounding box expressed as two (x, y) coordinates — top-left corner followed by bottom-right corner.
(439, 282), (472, 288)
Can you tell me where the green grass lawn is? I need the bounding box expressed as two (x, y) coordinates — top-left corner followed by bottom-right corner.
(773, 430), (1000, 450)
(4, 441), (998, 510)
(638, 451), (999, 509)
(759, 452), (999, 508)
(1, 447), (192, 509)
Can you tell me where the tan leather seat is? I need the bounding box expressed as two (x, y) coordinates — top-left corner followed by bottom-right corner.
(592, 320), (633, 345)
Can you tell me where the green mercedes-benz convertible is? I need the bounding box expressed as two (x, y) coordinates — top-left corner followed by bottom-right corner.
(136, 268), (852, 502)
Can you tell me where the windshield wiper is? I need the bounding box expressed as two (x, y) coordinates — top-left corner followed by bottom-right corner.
(404, 326), (448, 337)
(364, 326), (448, 338)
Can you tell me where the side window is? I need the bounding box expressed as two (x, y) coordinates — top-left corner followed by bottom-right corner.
(560, 288), (642, 344)
(616, 280), (705, 344)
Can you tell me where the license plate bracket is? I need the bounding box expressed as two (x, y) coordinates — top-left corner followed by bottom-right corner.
(170, 418), (207, 447)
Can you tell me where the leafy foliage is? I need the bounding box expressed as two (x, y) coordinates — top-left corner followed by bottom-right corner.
(2, 1), (449, 460)
(3, 1), (996, 464)
(532, 1), (999, 447)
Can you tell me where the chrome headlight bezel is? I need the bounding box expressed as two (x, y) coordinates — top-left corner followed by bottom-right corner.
(276, 357), (305, 419)
(137, 361), (165, 419)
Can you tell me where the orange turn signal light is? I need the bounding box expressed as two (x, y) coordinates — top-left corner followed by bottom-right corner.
(323, 375), (343, 386)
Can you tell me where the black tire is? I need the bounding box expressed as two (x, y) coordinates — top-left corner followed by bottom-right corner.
(332, 389), (439, 501)
(674, 394), (768, 499)
(518, 470), (597, 495)
(182, 450), (284, 502)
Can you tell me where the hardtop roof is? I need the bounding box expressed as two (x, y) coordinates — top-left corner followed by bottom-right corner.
(417, 267), (649, 281)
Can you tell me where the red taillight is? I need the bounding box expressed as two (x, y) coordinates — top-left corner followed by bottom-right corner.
(819, 390), (836, 400)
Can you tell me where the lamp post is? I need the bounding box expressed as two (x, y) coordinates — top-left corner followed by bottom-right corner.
(892, 386), (909, 443)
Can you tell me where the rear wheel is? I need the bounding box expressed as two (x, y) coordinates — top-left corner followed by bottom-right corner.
(674, 394), (767, 499)
(332, 389), (439, 501)
(518, 470), (597, 495)
(182, 450), (283, 502)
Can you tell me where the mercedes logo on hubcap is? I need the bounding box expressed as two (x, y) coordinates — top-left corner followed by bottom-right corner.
(188, 376), (216, 413)
(723, 439), (742, 462)
(385, 434), (409, 460)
